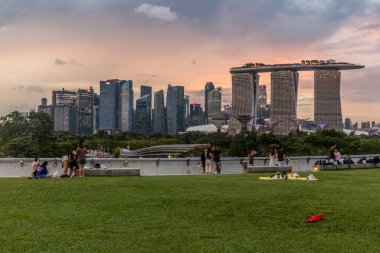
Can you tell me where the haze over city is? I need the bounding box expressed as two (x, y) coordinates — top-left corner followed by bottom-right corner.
(1, 0), (379, 122)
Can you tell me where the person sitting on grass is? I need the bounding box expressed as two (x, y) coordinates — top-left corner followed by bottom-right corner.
(33, 161), (52, 179)
(60, 155), (69, 178)
(31, 157), (40, 177)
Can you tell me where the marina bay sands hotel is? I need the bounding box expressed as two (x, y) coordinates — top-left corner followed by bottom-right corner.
(230, 60), (364, 134)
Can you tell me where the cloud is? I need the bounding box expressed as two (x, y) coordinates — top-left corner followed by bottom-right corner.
(358, 23), (380, 30)
(54, 58), (82, 66)
(12, 85), (49, 93)
(137, 73), (159, 78)
(54, 58), (68, 65)
(134, 3), (178, 22)
(69, 58), (82, 65)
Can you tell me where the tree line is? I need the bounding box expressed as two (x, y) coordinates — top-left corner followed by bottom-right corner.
(1, 111), (379, 158)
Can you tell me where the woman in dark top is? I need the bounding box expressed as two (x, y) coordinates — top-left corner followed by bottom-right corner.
(200, 148), (208, 174)
(68, 148), (78, 178)
(211, 146), (221, 174)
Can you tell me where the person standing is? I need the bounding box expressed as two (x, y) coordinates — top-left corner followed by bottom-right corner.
(334, 148), (342, 165)
(205, 148), (213, 174)
(76, 143), (87, 177)
(269, 149), (276, 166)
(329, 144), (337, 164)
(211, 145), (222, 174)
(68, 148), (78, 178)
(200, 148), (207, 174)
(248, 149), (257, 165)
(277, 147), (285, 166)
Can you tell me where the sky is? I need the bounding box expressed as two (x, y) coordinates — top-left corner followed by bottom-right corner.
(0, 0), (380, 123)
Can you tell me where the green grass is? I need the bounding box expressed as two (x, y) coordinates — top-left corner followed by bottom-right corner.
(0, 170), (380, 253)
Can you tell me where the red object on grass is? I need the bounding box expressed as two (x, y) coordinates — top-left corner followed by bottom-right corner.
(306, 214), (323, 222)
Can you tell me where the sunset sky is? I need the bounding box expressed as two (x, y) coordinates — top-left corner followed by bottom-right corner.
(0, 0), (379, 123)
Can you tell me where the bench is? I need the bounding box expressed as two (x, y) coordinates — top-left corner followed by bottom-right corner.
(85, 168), (140, 176)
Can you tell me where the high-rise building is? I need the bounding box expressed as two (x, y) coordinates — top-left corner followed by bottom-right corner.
(190, 103), (203, 126)
(344, 118), (352, 130)
(52, 89), (77, 132)
(207, 87), (222, 119)
(77, 88), (95, 135)
(41, 98), (48, 107)
(166, 84), (185, 135)
(140, 85), (152, 98)
(184, 95), (190, 128)
(361, 121), (370, 130)
(52, 89), (77, 107)
(136, 94), (152, 134)
(271, 71), (299, 134)
(230, 72), (259, 131)
(258, 85), (270, 124)
(99, 79), (121, 133)
(38, 98), (53, 118)
(204, 82), (215, 124)
(153, 90), (165, 134)
(314, 70), (343, 130)
(54, 105), (77, 132)
(93, 93), (100, 133)
(352, 122), (358, 130)
(120, 80), (133, 132)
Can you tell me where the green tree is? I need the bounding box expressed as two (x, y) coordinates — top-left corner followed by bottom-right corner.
(0, 111), (29, 141)
(28, 111), (54, 157)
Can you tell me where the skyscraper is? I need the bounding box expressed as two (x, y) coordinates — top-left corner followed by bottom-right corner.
(314, 70), (343, 130)
(93, 93), (100, 133)
(190, 103), (202, 126)
(258, 85), (270, 124)
(120, 80), (133, 132)
(38, 98), (53, 118)
(41, 98), (48, 107)
(184, 95), (190, 128)
(99, 79), (121, 133)
(136, 85), (152, 133)
(344, 118), (352, 130)
(271, 71), (299, 134)
(166, 84), (185, 135)
(77, 88), (95, 135)
(207, 87), (222, 119)
(140, 85), (152, 97)
(52, 89), (77, 107)
(361, 121), (370, 129)
(204, 82), (214, 124)
(136, 94), (152, 134)
(54, 105), (77, 132)
(153, 90), (165, 134)
(52, 88), (77, 132)
(230, 72), (259, 131)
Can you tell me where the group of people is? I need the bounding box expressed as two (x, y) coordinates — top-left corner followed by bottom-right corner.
(200, 146), (222, 174)
(247, 146), (286, 166)
(29, 143), (87, 179)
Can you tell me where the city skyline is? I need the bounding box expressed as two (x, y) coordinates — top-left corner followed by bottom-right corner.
(1, 0), (380, 122)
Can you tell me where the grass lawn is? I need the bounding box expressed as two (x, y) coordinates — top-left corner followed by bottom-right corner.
(0, 170), (379, 253)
